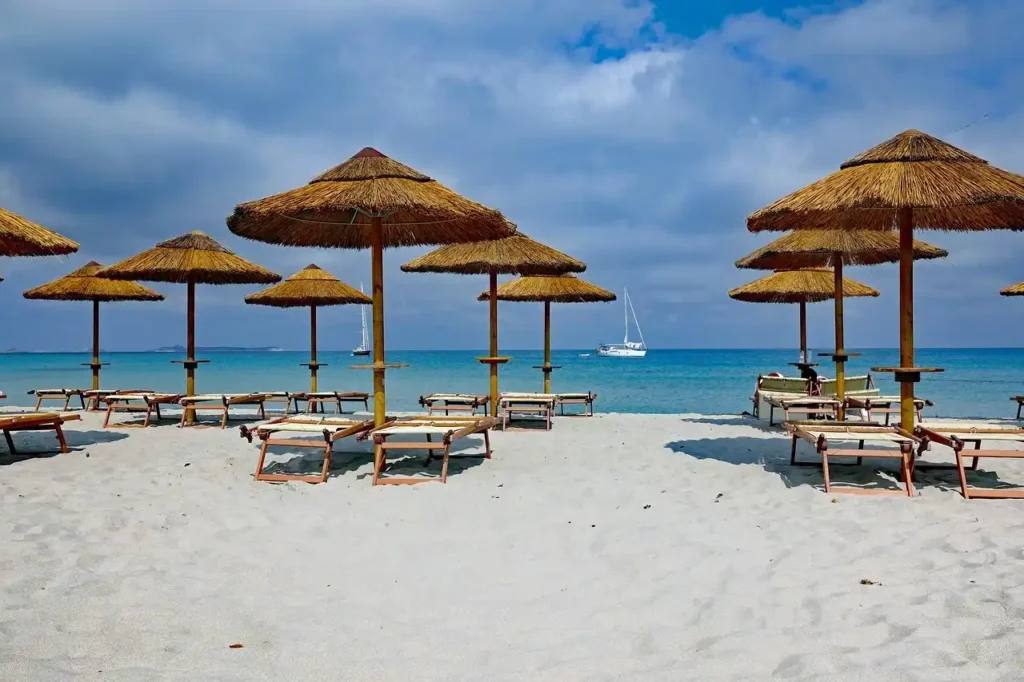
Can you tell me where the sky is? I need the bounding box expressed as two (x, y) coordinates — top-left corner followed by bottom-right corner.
(1, 0), (1024, 352)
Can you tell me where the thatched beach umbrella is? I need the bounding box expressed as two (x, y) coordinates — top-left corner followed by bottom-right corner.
(24, 261), (164, 391)
(478, 274), (615, 393)
(0, 207), (79, 257)
(227, 147), (513, 427)
(736, 231), (947, 417)
(1000, 282), (1024, 296)
(99, 231), (280, 419)
(245, 264), (371, 391)
(729, 268), (879, 365)
(402, 231), (585, 415)
(747, 129), (1024, 431)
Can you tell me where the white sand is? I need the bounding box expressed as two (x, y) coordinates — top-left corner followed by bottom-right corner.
(3, 412), (1024, 681)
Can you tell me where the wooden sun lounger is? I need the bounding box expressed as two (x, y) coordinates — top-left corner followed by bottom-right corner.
(764, 395), (841, 426)
(1010, 396), (1024, 419)
(240, 415), (376, 484)
(291, 391), (370, 414)
(418, 393), (490, 416)
(785, 422), (920, 497)
(103, 393), (185, 428)
(915, 421), (1024, 500)
(1, 411), (81, 455)
(845, 395), (931, 425)
(363, 415), (495, 485)
(81, 388), (155, 412)
(28, 388), (87, 411)
(261, 391), (294, 413)
(498, 393), (557, 431)
(556, 392), (598, 417)
(178, 393), (269, 429)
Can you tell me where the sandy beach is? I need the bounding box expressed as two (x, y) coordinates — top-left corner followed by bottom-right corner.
(3, 411), (1024, 681)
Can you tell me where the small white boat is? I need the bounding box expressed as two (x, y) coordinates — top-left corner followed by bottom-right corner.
(596, 288), (647, 358)
(352, 283), (371, 356)
(578, 353), (591, 357)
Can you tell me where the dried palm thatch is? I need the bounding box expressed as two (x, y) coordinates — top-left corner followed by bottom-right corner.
(98, 231), (280, 284)
(24, 262), (164, 302)
(478, 274), (616, 303)
(747, 130), (1024, 232)
(0, 207), (79, 257)
(1000, 282), (1024, 296)
(736, 231), (948, 270)
(227, 148), (513, 249)
(245, 264), (371, 307)
(401, 230), (585, 275)
(729, 269), (879, 304)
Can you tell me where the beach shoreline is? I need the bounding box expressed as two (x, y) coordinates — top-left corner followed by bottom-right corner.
(3, 412), (1024, 680)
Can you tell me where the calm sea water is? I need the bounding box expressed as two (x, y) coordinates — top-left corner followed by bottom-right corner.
(0, 348), (1021, 418)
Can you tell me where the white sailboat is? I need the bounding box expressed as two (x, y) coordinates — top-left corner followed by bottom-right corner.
(596, 287), (647, 357)
(352, 283), (371, 356)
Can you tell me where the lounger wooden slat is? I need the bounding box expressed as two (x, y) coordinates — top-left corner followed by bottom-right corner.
(418, 394), (490, 416)
(178, 393), (269, 429)
(240, 415), (376, 484)
(0, 412), (81, 455)
(103, 393), (184, 428)
(364, 415), (495, 485)
(915, 422), (1024, 500)
(785, 422), (919, 497)
(556, 392), (598, 417)
(499, 393), (556, 431)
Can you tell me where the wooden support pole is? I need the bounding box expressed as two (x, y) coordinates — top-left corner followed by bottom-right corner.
(833, 259), (846, 420)
(543, 300), (552, 394)
(371, 216), (386, 428)
(309, 305), (318, 393)
(91, 299), (101, 391)
(798, 300), (807, 361)
(488, 266), (499, 417)
(185, 278), (196, 424)
(899, 207), (915, 432)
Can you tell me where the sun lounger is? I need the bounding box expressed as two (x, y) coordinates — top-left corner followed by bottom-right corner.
(818, 374), (880, 399)
(498, 392), (557, 431)
(785, 422), (920, 496)
(28, 388), (87, 411)
(260, 391), (294, 413)
(81, 388), (155, 412)
(290, 391), (370, 414)
(555, 392), (598, 417)
(764, 396), (841, 426)
(362, 415), (495, 485)
(845, 395), (931, 425)
(240, 415), (376, 484)
(915, 420), (1024, 499)
(751, 375), (811, 419)
(177, 393), (270, 428)
(1, 411), (81, 455)
(418, 393), (490, 416)
(1010, 396), (1024, 419)
(102, 392), (185, 428)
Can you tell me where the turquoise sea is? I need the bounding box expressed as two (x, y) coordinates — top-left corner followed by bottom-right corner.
(1, 348), (1022, 418)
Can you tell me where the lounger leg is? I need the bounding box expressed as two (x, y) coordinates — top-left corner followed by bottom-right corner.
(63, 395), (71, 411)
(55, 425), (68, 454)
(155, 404), (162, 420)
(1018, 401), (1023, 420)
(821, 451), (832, 492)
(103, 404), (113, 428)
(970, 441), (981, 471)
(259, 403), (266, 420)
(144, 405), (154, 428)
(955, 449), (970, 500)
(484, 429), (491, 459)
(319, 442), (332, 483)
(900, 444), (915, 497)
(34, 397), (42, 411)
(769, 404), (776, 427)
(372, 438), (386, 486)
(255, 440), (271, 481)
(79, 394), (86, 410)
(440, 444), (450, 483)
(4, 430), (15, 454)
(790, 436), (797, 465)
(220, 407), (228, 429)
(423, 433), (433, 465)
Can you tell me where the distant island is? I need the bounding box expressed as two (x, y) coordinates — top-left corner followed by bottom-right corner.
(149, 345), (285, 353)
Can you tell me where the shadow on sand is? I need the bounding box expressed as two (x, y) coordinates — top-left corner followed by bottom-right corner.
(0, 429), (129, 463)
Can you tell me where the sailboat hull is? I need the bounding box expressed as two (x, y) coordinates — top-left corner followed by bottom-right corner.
(595, 345), (646, 358)
(351, 349), (370, 356)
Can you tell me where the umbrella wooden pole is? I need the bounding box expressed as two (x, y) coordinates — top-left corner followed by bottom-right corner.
(309, 305), (318, 393)
(371, 216), (386, 428)
(488, 267), (499, 417)
(185, 278), (196, 424)
(899, 207), (915, 431)
(543, 301), (552, 393)
(798, 300), (807, 361)
(91, 299), (101, 391)
(833, 260), (846, 420)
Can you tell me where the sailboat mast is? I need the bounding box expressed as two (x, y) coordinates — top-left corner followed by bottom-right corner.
(623, 287), (629, 344)
(627, 293), (646, 348)
(360, 282), (368, 348)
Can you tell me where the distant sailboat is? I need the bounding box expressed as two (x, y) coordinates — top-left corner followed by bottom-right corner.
(596, 287), (647, 358)
(352, 283), (371, 356)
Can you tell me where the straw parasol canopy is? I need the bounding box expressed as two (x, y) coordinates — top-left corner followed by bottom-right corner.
(0, 207), (79, 257)
(227, 147), (514, 429)
(1000, 283), (1024, 296)
(403, 231), (586, 415)
(246, 265), (371, 391)
(99, 231), (280, 415)
(747, 129), (1024, 430)
(24, 262), (164, 392)
(728, 269), (879, 304)
(735, 231), (947, 270)
(479, 275), (615, 392)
